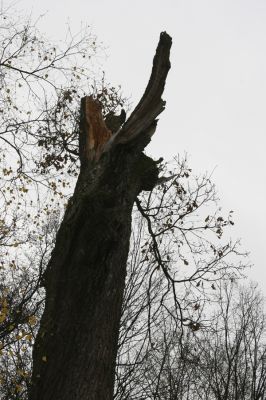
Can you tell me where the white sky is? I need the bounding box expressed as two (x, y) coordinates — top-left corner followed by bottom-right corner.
(11, 0), (266, 291)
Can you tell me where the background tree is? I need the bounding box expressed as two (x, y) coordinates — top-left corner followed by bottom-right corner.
(125, 282), (266, 400)
(193, 282), (266, 400)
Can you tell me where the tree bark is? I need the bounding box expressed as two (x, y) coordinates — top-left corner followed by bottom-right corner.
(29, 32), (172, 400)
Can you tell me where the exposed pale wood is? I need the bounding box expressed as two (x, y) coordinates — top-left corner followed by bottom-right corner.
(79, 96), (112, 163)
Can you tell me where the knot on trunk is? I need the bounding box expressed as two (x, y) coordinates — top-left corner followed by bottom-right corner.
(104, 109), (126, 134)
(136, 153), (159, 192)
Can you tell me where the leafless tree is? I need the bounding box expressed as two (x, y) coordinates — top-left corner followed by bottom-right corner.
(128, 282), (266, 400)
(194, 282), (266, 400)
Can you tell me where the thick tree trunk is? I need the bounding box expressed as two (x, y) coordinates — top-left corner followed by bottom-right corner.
(29, 32), (171, 400)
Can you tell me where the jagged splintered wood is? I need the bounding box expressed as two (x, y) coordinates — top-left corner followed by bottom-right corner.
(29, 32), (172, 400)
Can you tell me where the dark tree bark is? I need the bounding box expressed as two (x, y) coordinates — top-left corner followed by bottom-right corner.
(29, 32), (172, 400)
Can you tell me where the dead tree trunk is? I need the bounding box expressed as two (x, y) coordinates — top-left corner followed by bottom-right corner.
(29, 32), (172, 400)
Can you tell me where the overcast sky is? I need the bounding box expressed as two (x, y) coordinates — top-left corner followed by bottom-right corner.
(11, 0), (266, 290)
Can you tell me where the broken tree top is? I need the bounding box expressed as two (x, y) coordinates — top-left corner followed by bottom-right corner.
(79, 31), (172, 164)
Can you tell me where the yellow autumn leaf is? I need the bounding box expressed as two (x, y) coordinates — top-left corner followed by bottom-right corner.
(15, 384), (23, 392)
(17, 369), (28, 378)
(0, 313), (6, 323)
(1, 298), (8, 308)
(28, 315), (37, 326)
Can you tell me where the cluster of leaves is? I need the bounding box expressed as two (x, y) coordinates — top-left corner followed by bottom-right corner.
(0, 6), (126, 186)
(0, 203), (60, 398)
